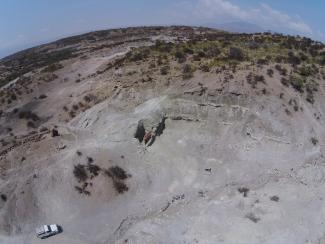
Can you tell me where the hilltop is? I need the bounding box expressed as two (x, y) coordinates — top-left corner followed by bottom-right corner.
(0, 26), (325, 244)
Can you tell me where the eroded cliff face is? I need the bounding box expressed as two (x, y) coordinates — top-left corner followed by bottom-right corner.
(0, 26), (325, 244)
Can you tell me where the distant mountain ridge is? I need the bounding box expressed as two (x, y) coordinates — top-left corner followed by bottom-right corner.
(204, 21), (265, 34)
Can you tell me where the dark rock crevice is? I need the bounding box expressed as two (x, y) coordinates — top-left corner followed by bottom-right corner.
(134, 121), (145, 143)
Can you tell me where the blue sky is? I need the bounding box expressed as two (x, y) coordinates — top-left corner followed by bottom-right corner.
(0, 0), (324, 58)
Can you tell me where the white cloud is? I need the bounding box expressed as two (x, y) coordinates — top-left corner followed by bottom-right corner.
(180, 0), (313, 35)
(259, 3), (312, 34)
(194, 0), (249, 19)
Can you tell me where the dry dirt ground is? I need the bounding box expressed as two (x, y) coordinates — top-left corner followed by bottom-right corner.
(0, 27), (325, 244)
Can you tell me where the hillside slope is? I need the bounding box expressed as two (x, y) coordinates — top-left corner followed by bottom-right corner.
(0, 26), (325, 244)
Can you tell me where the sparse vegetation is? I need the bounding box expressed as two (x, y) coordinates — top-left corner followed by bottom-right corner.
(182, 64), (194, 80)
(160, 65), (170, 75)
(289, 75), (305, 92)
(246, 73), (265, 88)
(42, 63), (63, 73)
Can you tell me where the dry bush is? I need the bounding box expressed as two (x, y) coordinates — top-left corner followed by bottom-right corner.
(18, 111), (40, 121)
(311, 137), (318, 145)
(289, 75), (305, 93)
(275, 64), (287, 76)
(87, 157), (94, 164)
(73, 164), (88, 182)
(246, 73), (265, 88)
(0, 194), (7, 202)
(113, 181), (128, 194)
(205, 46), (220, 58)
(270, 195), (279, 202)
(245, 213), (260, 223)
(42, 63), (63, 73)
(106, 166), (128, 180)
(72, 104), (79, 111)
(257, 58), (268, 65)
(26, 121), (36, 128)
(87, 163), (101, 177)
(238, 187), (249, 197)
(200, 64), (210, 72)
(175, 50), (186, 63)
(288, 51), (301, 65)
(281, 77), (289, 86)
(182, 64), (194, 80)
(160, 65), (170, 75)
(267, 69), (274, 77)
(105, 166), (130, 194)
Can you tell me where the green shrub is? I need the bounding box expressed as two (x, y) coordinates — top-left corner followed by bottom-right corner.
(175, 50), (186, 63)
(154, 40), (173, 53)
(290, 75), (305, 92)
(42, 63), (63, 73)
(183, 46), (194, 54)
(205, 46), (220, 58)
(298, 65), (312, 77)
(319, 56), (325, 66)
(228, 47), (244, 61)
(287, 51), (301, 65)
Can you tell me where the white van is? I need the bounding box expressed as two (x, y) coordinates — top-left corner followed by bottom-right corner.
(36, 224), (61, 239)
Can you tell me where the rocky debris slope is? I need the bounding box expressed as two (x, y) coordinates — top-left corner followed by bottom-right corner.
(0, 26), (325, 244)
